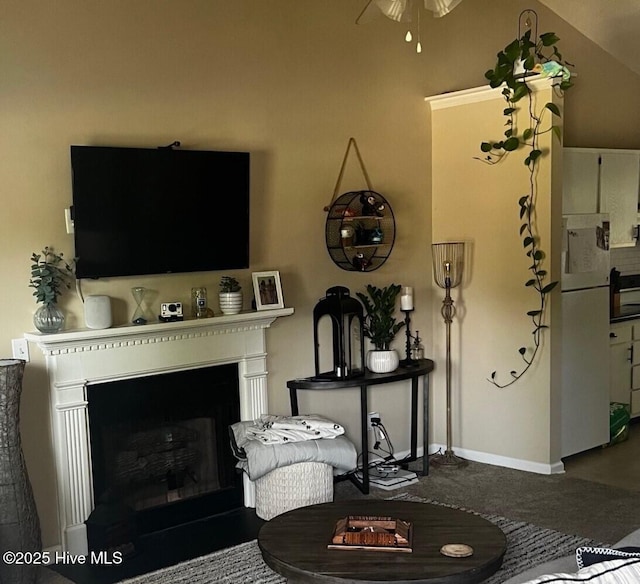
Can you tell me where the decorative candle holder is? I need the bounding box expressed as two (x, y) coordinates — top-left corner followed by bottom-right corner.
(399, 309), (419, 368)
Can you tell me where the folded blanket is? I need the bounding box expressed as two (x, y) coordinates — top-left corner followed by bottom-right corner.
(230, 418), (357, 481)
(245, 414), (345, 445)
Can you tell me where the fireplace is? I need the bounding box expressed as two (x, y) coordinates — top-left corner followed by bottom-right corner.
(25, 308), (293, 555)
(87, 364), (242, 545)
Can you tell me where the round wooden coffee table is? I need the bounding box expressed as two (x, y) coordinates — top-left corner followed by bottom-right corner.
(258, 499), (506, 583)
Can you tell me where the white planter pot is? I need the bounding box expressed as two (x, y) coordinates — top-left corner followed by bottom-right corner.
(219, 291), (243, 315)
(366, 349), (399, 374)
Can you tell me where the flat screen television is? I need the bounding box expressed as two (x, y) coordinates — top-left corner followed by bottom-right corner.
(70, 145), (250, 279)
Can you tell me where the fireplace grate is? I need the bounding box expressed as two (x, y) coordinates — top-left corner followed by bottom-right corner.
(114, 425), (201, 484)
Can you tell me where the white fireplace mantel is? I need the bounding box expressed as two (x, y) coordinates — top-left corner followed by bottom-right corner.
(25, 308), (293, 555)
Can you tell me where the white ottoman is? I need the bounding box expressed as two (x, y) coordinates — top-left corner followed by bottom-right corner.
(254, 461), (334, 520)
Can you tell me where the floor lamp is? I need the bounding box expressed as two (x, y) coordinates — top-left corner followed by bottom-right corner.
(430, 242), (467, 468)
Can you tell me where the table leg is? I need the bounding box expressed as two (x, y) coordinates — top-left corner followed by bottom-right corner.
(360, 384), (369, 494)
(410, 376), (418, 461)
(289, 387), (299, 416)
(423, 373), (430, 476)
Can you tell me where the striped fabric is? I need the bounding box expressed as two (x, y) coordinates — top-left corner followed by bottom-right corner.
(522, 558), (640, 583)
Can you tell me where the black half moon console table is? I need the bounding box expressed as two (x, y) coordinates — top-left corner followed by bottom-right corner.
(286, 359), (435, 494)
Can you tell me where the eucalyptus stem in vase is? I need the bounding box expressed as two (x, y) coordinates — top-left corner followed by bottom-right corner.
(29, 246), (75, 333)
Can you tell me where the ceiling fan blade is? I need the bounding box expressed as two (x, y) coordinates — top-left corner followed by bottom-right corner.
(355, 0), (377, 24)
(423, 0), (463, 18)
(356, 0), (412, 24)
(376, 0), (412, 22)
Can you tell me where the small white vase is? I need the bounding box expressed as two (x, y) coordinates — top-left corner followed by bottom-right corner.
(219, 291), (243, 315)
(366, 349), (399, 374)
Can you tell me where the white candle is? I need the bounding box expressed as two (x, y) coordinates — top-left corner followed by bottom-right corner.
(400, 286), (414, 311)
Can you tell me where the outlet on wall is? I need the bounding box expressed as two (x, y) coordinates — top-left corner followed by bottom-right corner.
(367, 411), (380, 429)
(64, 208), (74, 234)
(11, 338), (30, 362)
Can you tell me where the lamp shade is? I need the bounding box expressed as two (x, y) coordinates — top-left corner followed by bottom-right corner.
(432, 242), (464, 289)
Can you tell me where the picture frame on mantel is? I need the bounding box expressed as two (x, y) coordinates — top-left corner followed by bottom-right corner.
(253, 271), (284, 310)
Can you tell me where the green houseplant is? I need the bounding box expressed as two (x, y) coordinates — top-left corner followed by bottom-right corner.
(219, 276), (242, 315)
(29, 246), (74, 333)
(356, 284), (405, 373)
(477, 28), (573, 388)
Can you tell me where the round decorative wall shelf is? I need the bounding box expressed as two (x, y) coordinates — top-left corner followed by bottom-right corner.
(325, 190), (396, 272)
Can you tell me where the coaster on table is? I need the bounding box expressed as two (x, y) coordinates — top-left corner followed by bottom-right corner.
(440, 543), (474, 558)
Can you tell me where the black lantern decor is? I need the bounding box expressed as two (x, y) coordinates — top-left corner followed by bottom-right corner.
(313, 286), (365, 380)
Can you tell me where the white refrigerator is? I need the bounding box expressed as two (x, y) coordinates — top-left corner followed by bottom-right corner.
(561, 213), (611, 458)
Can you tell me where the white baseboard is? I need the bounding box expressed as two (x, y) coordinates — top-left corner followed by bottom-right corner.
(388, 444), (565, 475)
(427, 443), (566, 475)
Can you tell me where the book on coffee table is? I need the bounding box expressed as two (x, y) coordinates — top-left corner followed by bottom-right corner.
(327, 515), (413, 552)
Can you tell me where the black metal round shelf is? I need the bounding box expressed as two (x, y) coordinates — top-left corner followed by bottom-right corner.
(325, 190), (395, 272)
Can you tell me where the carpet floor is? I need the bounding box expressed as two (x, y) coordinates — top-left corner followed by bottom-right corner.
(112, 492), (604, 584)
(334, 457), (640, 544)
(44, 439), (640, 584)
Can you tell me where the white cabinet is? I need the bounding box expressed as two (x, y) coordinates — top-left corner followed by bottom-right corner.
(632, 322), (640, 416)
(600, 151), (640, 248)
(563, 149), (600, 214)
(609, 319), (640, 417)
(563, 148), (640, 248)
(610, 322), (632, 405)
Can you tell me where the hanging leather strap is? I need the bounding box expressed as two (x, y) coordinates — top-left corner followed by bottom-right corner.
(324, 137), (373, 211)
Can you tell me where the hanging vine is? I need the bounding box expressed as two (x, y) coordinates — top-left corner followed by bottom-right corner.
(476, 29), (573, 388)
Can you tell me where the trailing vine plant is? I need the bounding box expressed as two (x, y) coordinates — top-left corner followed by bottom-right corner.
(477, 29), (573, 388)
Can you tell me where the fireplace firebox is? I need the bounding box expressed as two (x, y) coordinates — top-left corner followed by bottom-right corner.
(87, 364), (242, 542)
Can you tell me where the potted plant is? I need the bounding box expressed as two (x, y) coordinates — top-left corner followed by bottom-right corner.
(356, 284), (405, 373)
(219, 276), (243, 315)
(29, 246), (74, 333)
(477, 27), (572, 388)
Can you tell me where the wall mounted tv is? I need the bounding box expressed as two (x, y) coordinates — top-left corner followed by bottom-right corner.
(70, 145), (250, 279)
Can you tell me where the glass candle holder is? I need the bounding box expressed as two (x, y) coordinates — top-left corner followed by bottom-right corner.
(400, 286), (414, 311)
(191, 287), (208, 318)
(131, 287), (148, 325)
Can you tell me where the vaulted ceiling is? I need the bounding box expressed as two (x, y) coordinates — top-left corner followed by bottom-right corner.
(538, 0), (640, 76)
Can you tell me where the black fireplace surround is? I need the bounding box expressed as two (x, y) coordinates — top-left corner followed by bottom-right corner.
(86, 364), (242, 546)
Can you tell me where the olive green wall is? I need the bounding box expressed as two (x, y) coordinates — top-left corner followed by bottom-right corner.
(1, 0), (639, 548)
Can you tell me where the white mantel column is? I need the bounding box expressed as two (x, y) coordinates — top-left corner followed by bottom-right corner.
(52, 381), (93, 555)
